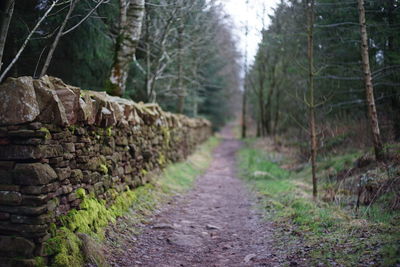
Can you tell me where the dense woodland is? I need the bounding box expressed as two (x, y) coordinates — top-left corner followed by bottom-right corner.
(0, 0), (240, 129)
(1, 0), (400, 265)
(241, 1), (400, 264)
(245, 0), (400, 150)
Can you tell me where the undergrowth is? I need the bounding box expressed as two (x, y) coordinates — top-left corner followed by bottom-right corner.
(43, 137), (219, 267)
(238, 144), (400, 266)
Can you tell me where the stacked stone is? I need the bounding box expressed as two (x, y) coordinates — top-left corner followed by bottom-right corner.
(0, 76), (211, 266)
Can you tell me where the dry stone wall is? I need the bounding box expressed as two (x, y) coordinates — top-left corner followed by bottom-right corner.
(0, 76), (211, 266)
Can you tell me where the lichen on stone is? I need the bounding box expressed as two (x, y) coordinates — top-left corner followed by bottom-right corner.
(68, 125), (76, 135)
(106, 126), (113, 136)
(99, 164), (108, 174)
(39, 127), (51, 139)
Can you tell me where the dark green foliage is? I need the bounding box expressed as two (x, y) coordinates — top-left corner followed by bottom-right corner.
(3, 0), (116, 90)
(2, 0), (239, 129)
(247, 0), (400, 143)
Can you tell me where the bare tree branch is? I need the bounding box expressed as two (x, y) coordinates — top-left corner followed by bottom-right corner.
(0, 0), (58, 83)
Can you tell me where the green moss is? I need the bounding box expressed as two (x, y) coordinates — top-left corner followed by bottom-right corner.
(99, 164), (108, 174)
(45, 227), (84, 267)
(76, 188), (86, 199)
(68, 125), (76, 135)
(34, 256), (46, 267)
(96, 128), (104, 136)
(49, 223), (57, 236)
(238, 139), (400, 266)
(141, 169), (148, 175)
(106, 126), (113, 137)
(39, 127), (51, 139)
(45, 189), (139, 266)
(158, 153), (166, 166)
(160, 126), (171, 147)
(46, 137), (219, 266)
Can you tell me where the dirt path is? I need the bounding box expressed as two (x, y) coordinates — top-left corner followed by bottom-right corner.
(106, 128), (278, 267)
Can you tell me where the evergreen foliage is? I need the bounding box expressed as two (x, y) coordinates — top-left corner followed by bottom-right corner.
(246, 0), (400, 143)
(1, 0), (240, 129)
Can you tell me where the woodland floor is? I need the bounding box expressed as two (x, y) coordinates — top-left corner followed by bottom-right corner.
(104, 127), (283, 267)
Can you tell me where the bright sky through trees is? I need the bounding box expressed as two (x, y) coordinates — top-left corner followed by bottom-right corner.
(220, 0), (280, 65)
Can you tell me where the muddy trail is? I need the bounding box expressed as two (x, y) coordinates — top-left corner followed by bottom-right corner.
(106, 128), (279, 267)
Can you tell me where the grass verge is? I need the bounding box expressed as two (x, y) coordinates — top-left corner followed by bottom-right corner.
(237, 142), (400, 266)
(43, 137), (219, 267)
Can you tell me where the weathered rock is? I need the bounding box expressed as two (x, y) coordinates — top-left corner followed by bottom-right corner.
(62, 143), (75, 153)
(167, 233), (203, 248)
(20, 185), (48, 195)
(33, 78), (68, 126)
(0, 145), (63, 160)
(54, 167), (71, 181)
(0, 204), (47, 216)
(47, 198), (59, 212)
(0, 170), (13, 185)
(0, 212), (10, 220)
(0, 258), (36, 267)
(21, 194), (47, 205)
(48, 77), (80, 125)
(0, 161), (14, 171)
(7, 130), (45, 139)
(11, 138), (44, 145)
(0, 221), (48, 236)
(205, 224), (221, 230)
(78, 91), (95, 124)
(87, 91), (117, 127)
(0, 75), (212, 264)
(0, 185), (19, 191)
(0, 236), (35, 257)
(10, 214), (51, 225)
(0, 191), (22, 205)
(0, 77), (39, 126)
(14, 163), (57, 185)
(153, 223), (175, 230)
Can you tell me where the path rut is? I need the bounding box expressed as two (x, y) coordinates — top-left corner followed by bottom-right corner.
(107, 128), (278, 267)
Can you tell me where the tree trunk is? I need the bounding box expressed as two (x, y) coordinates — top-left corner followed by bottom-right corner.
(307, 0), (318, 199)
(177, 15), (185, 113)
(265, 77), (275, 135)
(264, 64), (276, 135)
(242, 88), (247, 139)
(257, 62), (266, 136)
(256, 118), (261, 137)
(144, 10), (152, 101)
(40, 0), (79, 77)
(107, 0), (145, 97)
(0, 0), (14, 73)
(273, 87), (281, 136)
(357, 0), (384, 161)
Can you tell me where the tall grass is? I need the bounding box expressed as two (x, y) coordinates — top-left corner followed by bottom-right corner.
(237, 146), (400, 266)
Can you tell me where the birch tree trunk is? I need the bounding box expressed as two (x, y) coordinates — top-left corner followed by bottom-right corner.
(0, 0), (14, 73)
(107, 0), (145, 97)
(357, 0), (384, 161)
(307, 0), (318, 199)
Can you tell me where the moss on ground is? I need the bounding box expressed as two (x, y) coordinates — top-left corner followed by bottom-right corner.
(43, 137), (219, 267)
